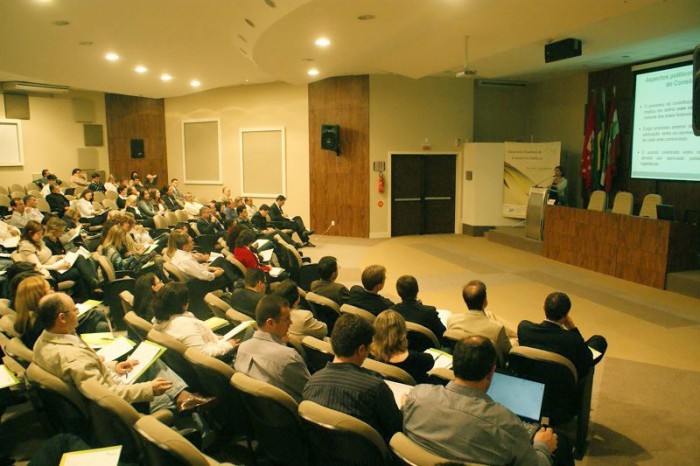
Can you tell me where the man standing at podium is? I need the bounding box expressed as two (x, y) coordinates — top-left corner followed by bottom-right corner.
(549, 166), (568, 206)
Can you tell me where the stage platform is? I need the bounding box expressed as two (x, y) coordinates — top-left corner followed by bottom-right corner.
(666, 270), (700, 299)
(485, 226), (543, 255)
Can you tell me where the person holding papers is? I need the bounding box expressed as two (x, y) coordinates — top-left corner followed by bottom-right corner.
(403, 336), (571, 465)
(152, 283), (239, 362)
(43, 218), (87, 255)
(75, 190), (107, 226)
(0, 219), (20, 242)
(33, 292), (215, 414)
(234, 230), (271, 273)
(518, 292), (607, 378)
(17, 221), (100, 300)
(167, 231), (233, 290)
(102, 226), (163, 279)
(371, 310), (434, 383)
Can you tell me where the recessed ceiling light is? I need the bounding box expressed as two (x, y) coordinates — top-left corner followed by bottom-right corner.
(264, 0), (276, 7)
(308, 69), (320, 76)
(52, 20), (70, 26)
(160, 73), (173, 81)
(190, 80), (201, 87)
(302, 58), (314, 62)
(238, 34), (248, 43)
(239, 48), (247, 55)
(244, 18), (255, 27)
(79, 41), (93, 46)
(357, 14), (375, 21)
(135, 65), (148, 74)
(105, 52), (120, 61)
(315, 37), (331, 47)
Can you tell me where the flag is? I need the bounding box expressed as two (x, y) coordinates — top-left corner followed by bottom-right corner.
(601, 91), (620, 193)
(593, 89), (606, 191)
(580, 93), (595, 192)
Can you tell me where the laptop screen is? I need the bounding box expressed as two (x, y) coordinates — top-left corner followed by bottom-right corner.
(487, 372), (545, 422)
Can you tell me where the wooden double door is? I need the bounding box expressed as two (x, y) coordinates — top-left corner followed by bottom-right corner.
(391, 154), (456, 236)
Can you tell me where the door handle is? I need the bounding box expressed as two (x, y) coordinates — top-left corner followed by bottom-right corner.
(394, 198), (421, 201)
(424, 197), (452, 201)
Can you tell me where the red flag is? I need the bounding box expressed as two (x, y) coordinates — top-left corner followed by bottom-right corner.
(580, 94), (595, 192)
(602, 93), (620, 193)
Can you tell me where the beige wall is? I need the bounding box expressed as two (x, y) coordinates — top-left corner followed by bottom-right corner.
(0, 91), (108, 188)
(368, 75), (474, 237)
(164, 82), (310, 220)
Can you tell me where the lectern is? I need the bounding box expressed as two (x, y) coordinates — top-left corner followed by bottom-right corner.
(525, 187), (550, 240)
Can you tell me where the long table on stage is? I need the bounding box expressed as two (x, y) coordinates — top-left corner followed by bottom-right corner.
(543, 206), (700, 289)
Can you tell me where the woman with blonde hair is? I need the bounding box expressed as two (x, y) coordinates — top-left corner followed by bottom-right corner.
(371, 310), (434, 383)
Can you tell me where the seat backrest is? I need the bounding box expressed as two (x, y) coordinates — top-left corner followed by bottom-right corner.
(301, 336), (335, 373)
(105, 190), (118, 200)
(507, 346), (579, 424)
(26, 362), (91, 439)
(165, 211), (179, 227)
(0, 193), (11, 208)
(11, 190), (25, 200)
(120, 290), (135, 314)
(10, 184), (25, 194)
(611, 191), (634, 215)
(26, 182), (39, 192)
(274, 234), (302, 268)
(0, 186), (9, 196)
(176, 210), (189, 223)
(305, 292), (341, 333)
(80, 378), (144, 463)
(0, 314), (19, 338)
(184, 348), (251, 438)
(587, 190), (607, 211)
(124, 311), (153, 342)
(231, 372), (308, 465)
(95, 253), (117, 281)
(102, 198), (118, 210)
(225, 308), (256, 327)
(427, 367), (455, 386)
(147, 328), (203, 392)
(362, 358), (416, 386)
(92, 191), (106, 203)
(390, 432), (459, 466)
(152, 214), (168, 230)
(298, 400), (390, 465)
(36, 197), (51, 213)
(639, 193), (662, 218)
(6, 337), (34, 366)
(163, 261), (187, 282)
(204, 292), (230, 319)
(340, 303), (376, 323)
(135, 415), (216, 466)
(405, 322), (439, 351)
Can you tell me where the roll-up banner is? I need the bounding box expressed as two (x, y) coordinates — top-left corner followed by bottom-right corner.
(503, 141), (561, 218)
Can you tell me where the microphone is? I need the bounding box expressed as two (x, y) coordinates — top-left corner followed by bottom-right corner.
(532, 175), (556, 188)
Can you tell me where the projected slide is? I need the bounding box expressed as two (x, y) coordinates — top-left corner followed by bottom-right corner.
(631, 63), (700, 181)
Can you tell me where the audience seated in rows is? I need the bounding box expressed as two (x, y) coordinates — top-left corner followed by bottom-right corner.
(269, 194), (315, 247)
(310, 256), (350, 306)
(153, 282), (238, 362)
(303, 313), (402, 442)
(348, 264), (395, 316)
(371, 310), (434, 384)
(234, 295), (310, 403)
(391, 275), (445, 341)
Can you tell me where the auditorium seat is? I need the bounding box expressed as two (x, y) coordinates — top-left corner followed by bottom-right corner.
(405, 322), (439, 352)
(639, 193), (662, 219)
(340, 303), (376, 324)
(611, 191), (634, 215)
(298, 400), (392, 466)
(390, 432), (484, 466)
(361, 358), (416, 385)
(587, 190), (607, 211)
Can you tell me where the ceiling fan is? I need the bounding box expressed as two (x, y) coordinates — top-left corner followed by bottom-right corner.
(456, 36), (478, 78)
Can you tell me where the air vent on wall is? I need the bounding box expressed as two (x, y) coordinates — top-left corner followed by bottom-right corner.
(476, 79), (528, 88)
(1, 81), (70, 95)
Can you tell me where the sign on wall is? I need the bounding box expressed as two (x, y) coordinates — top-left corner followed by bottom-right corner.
(502, 141), (561, 218)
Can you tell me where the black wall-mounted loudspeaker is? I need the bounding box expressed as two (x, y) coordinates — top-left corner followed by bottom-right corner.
(321, 124), (340, 154)
(130, 139), (145, 159)
(693, 45), (700, 136)
(545, 38), (582, 63)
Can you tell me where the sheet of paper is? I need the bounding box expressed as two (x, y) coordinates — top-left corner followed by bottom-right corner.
(589, 346), (602, 360)
(384, 380), (412, 408)
(96, 336), (136, 362)
(0, 364), (20, 389)
(76, 300), (102, 316)
(204, 316), (229, 331)
(221, 320), (256, 341)
(1, 236), (19, 249)
(252, 239), (270, 249)
(56, 247), (91, 274)
(60, 445), (122, 466)
(259, 249), (273, 263)
(81, 332), (116, 349)
(425, 347), (453, 369)
(269, 266), (284, 278)
(208, 252), (223, 263)
(118, 340), (166, 384)
(141, 243), (158, 254)
(436, 309), (452, 328)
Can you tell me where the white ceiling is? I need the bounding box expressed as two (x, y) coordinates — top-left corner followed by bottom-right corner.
(0, 0), (698, 99)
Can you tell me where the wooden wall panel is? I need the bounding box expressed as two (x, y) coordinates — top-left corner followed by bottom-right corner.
(308, 76), (369, 238)
(105, 94), (167, 185)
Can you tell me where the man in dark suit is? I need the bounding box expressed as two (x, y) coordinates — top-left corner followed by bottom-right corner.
(391, 275), (445, 341)
(196, 206), (225, 238)
(347, 265), (394, 316)
(45, 184), (70, 216)
(269, 195), (314, 247)
(224, 269), (266, 318)
(518, 291), (607, 377)
(311, 256), (350, 306)
(87, 173), (106, 193)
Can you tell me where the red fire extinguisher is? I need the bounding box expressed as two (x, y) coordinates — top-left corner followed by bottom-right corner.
(378, 172), (385, 193)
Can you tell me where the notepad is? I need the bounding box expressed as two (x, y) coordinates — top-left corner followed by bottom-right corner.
(204, 316), (229, 331)
(116, 340), (166, 384)
(76, 300), (102, 316)
(96, 336), (137, 362)
(436, 309), (452, 328)
(208, 252), (223, 263)
(60, 445), (122, 466)
(259, 249), (273, 263)
(269, 266), (284, 278)
(425, 348), (453, 369)
(252, 239), (270, 249)
(81, 332), (116, 349)
(384, 380), (412, 408)
(0, 364), (20, 389)
(589, 346), (602, 360)
(57, 247), (91, 274)
(221, 320), (256, 342)
(1, 236), (19, 249)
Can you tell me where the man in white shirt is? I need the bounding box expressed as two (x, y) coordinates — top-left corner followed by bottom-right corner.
(9, 197), (43, 228)
(40, 174), (59, 197)
(183, 193), (204, 218)
(234, 295), (310, 402)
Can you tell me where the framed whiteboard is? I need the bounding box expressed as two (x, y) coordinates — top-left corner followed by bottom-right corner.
(240, 127), (286, 198)
(0, 120), (24, 166)
(182, 119), (222, 184)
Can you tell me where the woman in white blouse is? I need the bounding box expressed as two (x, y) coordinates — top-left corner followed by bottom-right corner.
(76, 189), (107, 225)
(152, 282), (238, 361)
